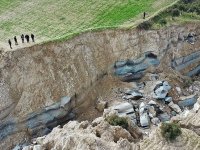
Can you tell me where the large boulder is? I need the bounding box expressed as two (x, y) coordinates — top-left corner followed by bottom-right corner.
(168, 101), (182, 113)
(112, 102), (133, 113)
(140, 112), (149, 127)
(158, 113), (170, 122)
(178, 95), (198, 108)
(153, 81), (171, 99)
(123, 89), (143, 100)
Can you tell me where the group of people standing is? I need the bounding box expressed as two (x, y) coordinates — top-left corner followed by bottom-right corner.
(8, 34), (35, 49)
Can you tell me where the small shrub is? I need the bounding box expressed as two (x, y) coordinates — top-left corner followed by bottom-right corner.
(161, 122), (182, 141)
(182, 0), (195, 4)
(152, 15), (162, 23)
(158, 18), (167, 25)
(197, 9), (200, 15)
(106, 115), (128, 129)
(137, 21), (152, 30)
(171, 8), (181, 17)
(178, 4), (188, 12)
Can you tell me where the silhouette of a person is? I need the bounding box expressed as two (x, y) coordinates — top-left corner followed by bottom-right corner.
(21, 34), (24, 43)
(143, 12), (146, 19)
(8, 39), (12, 49)
(31, 34), (35, 42)
(25, 35), (30, 43)
(14, 36), (18, 45)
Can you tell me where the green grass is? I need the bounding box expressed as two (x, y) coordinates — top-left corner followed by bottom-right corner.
(0, 0), (175, 46)
(0, 0), (22, 14)
(93, 1), (152, 27)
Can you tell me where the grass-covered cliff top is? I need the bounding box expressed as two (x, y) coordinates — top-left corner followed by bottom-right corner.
(0, 0), (175, 47)
(143, 0), (200, 29)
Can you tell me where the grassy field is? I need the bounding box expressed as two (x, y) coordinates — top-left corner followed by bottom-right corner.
(0, 0), (175, 49)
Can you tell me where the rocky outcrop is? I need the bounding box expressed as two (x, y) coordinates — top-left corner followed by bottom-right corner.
(0, 96), (74, 147)
(172, 50), (200, 76)
(22, 110), (200, 150)
(22, 110), (142, 150)
(114, 52), (159, 81)
(153, 81), (171, 99)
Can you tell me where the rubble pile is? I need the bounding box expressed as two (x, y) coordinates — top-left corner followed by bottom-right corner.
(110, 79), (199, 130)
(20, 110), (142, 150)
(18, 79), (200, 150)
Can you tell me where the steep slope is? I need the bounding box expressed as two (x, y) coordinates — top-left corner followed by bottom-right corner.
(0, 24), (200, 149)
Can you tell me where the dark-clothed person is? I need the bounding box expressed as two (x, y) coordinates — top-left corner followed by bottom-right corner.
(21, 34), (24, 43)
(143, 12), (146, 19)
(8, 39), (12, 49)
(14, 36), (18, 45)
(25, 35), (30, 43)
(31, 34), (35, 42)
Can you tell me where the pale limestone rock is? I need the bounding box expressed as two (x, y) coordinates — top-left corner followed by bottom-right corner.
(96, 101), (108, 112)
(63, 121), (79, 130)
(13, 145), (21, 150)
(176, 86), (182, 95)
(193, 102), (200, 112)
(197, 97), (200, 103)
(60, 96), (71, 109)
(116, 139), (132, 150)
(33, 145), (42, 150)
(101, 131), (114, 142)
(148, 100), (157, 105)
(112, 102), (133, 113)
(22, 146), (33, 150)
(151, 117), (160, 126)
(92, 117), (104, 126)
(168, 101), (182, 113)
(78, 121), (89, 129)
(148, 106), (156, 118)
(103, 108), (118, 118)
(35, 137), (45, 145)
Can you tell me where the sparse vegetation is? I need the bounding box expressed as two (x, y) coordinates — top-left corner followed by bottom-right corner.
(106, 115), (128, 129)
(151, 0), (200, 28)
(171, 8), (181, 17)
(161, 122), (182, 141)
(183, 78), (193, 88)
(158, 18), (167, 25)
(137, 21), (153, 30)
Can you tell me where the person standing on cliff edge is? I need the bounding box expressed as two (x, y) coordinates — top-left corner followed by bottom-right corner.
(21, 34), (24, 43)
(14, 36), (18, 45)
(31, 34), (35, 42)
(8, 39), (12, 49)
(25, 34), (30, 43)
(143, 12), (146, 19)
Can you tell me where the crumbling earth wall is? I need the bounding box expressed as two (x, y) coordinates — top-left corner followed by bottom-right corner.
(0, 24), (200, 149)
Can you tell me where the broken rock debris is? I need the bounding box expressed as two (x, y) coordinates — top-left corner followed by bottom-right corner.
(109, 79), (199, 130)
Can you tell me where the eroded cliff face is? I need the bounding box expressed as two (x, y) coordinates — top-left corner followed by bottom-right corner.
(0, 24), (200, 149)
